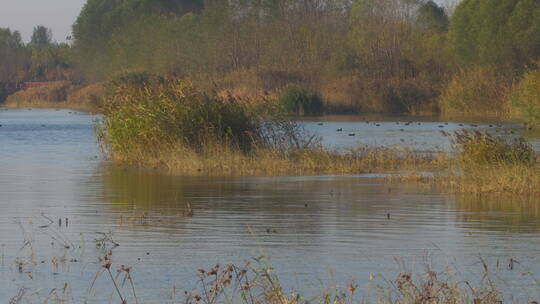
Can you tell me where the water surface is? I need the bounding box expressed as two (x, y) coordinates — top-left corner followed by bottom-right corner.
(1, 109), (539, 303)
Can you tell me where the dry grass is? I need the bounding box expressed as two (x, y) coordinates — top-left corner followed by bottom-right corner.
(439, 131), (540, 196)
(4, 82), (104, 112)
(65, 83), (105, 112)
(438, 162), (540, 196)
(108, 144), (449, 177)
(99, 74), (450, 176)
(390, 131), (540, 196)
(178, 259), (509, 304)
(4, 81), (74, 107)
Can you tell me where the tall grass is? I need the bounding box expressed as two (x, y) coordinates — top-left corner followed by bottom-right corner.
(98, 73), (444, 176)
(438, 131), (540, 195)
(99, 73), (270, 159)
(453, 130), (534, 167)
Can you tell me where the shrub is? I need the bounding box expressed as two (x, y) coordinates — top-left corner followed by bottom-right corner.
(510, 67), (540, 128)
(439, 66), (513, 116)
(443, 130), (540, 196)
(279, 85), (324, 115)
(452, 130), (534, 167)
(99, 73), (267, 159)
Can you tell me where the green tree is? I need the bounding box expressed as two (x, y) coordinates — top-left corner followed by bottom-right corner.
(449, 0), (540, 68)
(416, 0), (448, 32)
(31, 25), (52, 46)
(0, 28), (29, 82)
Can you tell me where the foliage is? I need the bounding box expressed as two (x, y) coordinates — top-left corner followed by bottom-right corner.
(416, 0), (449, 32)
(97, 73), (448, 175)
(0, 28), (27, 83)
(1, 0), (539, 117)
(449, 0), (540, 69)
(279, 85), (324, 116)
(99, 73), (267, 159)
(510, 67), (540, 127)
(435, 131), (540, 196)
(30, 25), (52, 46)
(439, 66), (513, 116)
(0, 26), (75, 83)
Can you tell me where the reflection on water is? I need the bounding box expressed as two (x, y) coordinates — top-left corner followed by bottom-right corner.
(456, 194), (540, 233)
(1, 109), (540, 302)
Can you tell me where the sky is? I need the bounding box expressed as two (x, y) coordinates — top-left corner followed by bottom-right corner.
(0, 0), (87, 42)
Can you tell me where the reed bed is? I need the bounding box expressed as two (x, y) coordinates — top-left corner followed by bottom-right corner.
(98, 73), (539, 194)
(387, 130), (540, 196)
(439, 130), (540, 196)
(109, 145), (448, 176)
(98, 73), (448, 176)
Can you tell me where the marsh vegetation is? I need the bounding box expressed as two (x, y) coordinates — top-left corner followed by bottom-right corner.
(97, 74), (448, 176)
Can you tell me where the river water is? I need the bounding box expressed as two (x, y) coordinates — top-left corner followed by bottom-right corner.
(1, 109), (539, 303)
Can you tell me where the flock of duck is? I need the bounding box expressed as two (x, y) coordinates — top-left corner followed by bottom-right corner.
(315, 120), (513, 137)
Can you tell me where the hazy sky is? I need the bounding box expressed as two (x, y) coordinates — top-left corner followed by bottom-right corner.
(0, 0), (87, 42)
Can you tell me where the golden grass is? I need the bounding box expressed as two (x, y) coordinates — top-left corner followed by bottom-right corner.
(4, 82), (104, 112)
(106, 144), (449, 177)
(437, 162), (540, 196)
(5, 81), (74, 106)
(386, 161), (540, 198)
(98, 74), (540, 197)
(65, 83), (105, 112)
(390, 131), (540, 196)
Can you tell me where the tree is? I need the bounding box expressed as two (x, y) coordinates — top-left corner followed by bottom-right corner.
(416, 0), (448, 32)
(31, 25), (52, 46)
(449, 0), (540, 69)
(0, 28), (30, 82)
